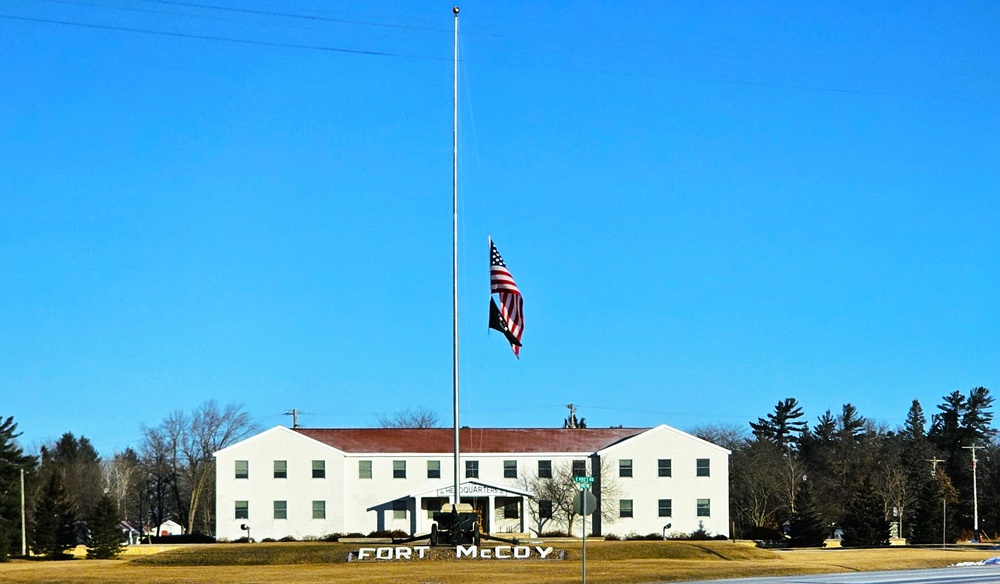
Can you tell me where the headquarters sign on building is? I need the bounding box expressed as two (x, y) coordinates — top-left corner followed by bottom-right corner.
(214, 425), (730, 541)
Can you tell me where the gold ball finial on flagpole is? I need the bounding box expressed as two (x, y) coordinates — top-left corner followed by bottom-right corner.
(453, 6), (460, 15)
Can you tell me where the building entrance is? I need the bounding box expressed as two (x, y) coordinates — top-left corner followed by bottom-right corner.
(461, 496), (490, 533)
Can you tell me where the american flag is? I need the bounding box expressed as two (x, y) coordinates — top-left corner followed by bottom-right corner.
(490, 238), (523, 357)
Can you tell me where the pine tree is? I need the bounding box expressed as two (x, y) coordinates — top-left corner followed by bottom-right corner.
(837, 404), (866, 444)
(788, 480), (827, 547)
(0, 416), (36, 561)
(750, 398), (807, 452)
(962, 387), (995, 443)
(86, 495), (123, 559)
(909, 470), (960, 544)
(32, 473), (78, 559)
(37, 433), (103, 520)
(899, 400), (934, 542)
(976, 441), (1000, 537)
(840, 476), (890, 548)
(799, 410), (838, 527)
(928, 391), (966, 460)
(928, 387), (996, 536)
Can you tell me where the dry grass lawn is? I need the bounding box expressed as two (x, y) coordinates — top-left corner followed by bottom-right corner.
(1, 540), (998, 584)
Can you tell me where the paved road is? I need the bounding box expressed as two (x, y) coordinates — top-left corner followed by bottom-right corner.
(667, 565), (1000, 584)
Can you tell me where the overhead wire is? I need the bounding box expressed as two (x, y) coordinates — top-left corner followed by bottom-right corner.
(2, 2), (994, 102)
(38, 0), (258, 25)
(0, 13), (426, 58)
(142, 0), (443, 32)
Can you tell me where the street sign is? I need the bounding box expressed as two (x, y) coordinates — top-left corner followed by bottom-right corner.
(573, 490), (598, 516)
(572, 475), (597, 584)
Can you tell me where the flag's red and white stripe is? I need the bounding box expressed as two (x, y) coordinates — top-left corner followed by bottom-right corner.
(490, 238), (524, 357)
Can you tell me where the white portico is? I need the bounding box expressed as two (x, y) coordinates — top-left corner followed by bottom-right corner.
(404, 480), (534, 535)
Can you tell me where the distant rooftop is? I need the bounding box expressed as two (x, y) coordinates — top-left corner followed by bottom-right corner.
(293, 427), (649, 454)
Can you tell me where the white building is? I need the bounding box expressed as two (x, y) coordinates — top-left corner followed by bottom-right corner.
(156, 519), (183, 537)
(214, 425), (730, 541)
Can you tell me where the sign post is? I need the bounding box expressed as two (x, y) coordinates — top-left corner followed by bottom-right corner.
(573, 475), (596, 584)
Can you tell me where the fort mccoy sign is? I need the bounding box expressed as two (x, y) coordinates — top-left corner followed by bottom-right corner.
(348, 545), (563, 562)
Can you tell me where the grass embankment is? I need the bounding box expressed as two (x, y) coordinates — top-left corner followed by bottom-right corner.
(131, 542), (349, 565)
(0, 540), (997, 584)
(129, 540), (775, 565)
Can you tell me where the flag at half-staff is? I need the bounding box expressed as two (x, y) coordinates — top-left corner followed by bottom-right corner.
(489, 237), (524, 357)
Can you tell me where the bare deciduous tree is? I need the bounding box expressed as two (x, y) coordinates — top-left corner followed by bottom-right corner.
(183, 401), (257, 534)
(690, 422), (749, 451)
(730, 441), (786, 537)
(141, 401), (259, 535)
(517, 459), (620, 537)
(101, 448), (141, 520)
(376, 407), (440, 429)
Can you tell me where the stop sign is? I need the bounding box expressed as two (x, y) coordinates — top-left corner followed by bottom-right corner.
(573, 490), (598, 516)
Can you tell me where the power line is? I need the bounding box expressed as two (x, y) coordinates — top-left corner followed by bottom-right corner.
(0, 13), (425, 58)
(41, 0), (445, 32)
(38, 0), (249, 25)
(141, 0), (441, 32)
(4, 7), (992, 102)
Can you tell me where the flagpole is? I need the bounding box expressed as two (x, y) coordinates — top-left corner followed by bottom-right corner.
(451, 5), (461, 508)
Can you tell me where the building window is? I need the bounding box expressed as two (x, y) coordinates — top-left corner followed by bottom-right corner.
(500, 498), (519, 519)
(539, 500), (553, 519)
(697, 499), (711, 517)
(393, 460), (406, 479)
(359, 460), (372, 479)
(619, 459), (633, 478)
(427, 460), (441, 479)
(658, 459), (672, 478)
(235, 460), (248, 479)
(235, 500), (248, 519)
(273, 460), (287, 479)
(273, 500), (287, 520)
(312, 500), (326, 519)
(465, 460), (479, 479)
(538, 460), (552, 479)
(504, 460), (517, 479)
(572, 460), (586, 477)
(393, 500), (407, 520)
(619, 499), (633, 518)
(312, 460), (326, 479)
(697, 459), (710, 477)
(658, 499), (672, 518)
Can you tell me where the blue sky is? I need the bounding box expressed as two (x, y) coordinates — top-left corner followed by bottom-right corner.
(2, 1), (998, 456)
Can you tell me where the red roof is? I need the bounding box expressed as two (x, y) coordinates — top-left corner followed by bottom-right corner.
(293, 427), (649, 454)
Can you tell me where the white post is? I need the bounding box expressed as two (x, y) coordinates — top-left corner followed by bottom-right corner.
(520, 497), (526, 534)
(20, 468), (26, 557)
(581, 498), (587, 584)
(415, 496), (423, 535)
(962, 445), (980, 542)
(942, 499), (947, 548)
(487, 496), (495, 536)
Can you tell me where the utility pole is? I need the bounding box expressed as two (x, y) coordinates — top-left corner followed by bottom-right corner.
(929, 458), (946, 548)
(283, 409), (299, 429)
(962, 445), (982, 542)
(565, 403), (583, 428)
(943, 499), (947, 549)
(20, 468), (26, 557)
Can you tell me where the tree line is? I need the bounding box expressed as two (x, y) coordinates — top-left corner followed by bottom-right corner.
(0, 400), (257, 561)
(693, 387), (997, 546)
(2, 390), (997, 560)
